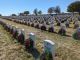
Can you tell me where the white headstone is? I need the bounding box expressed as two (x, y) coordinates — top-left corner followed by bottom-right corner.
(29, 33), (35, 41)
(66, 20), (69, 24)
(29, 33), (36, 48)
(50, 24), (54, 28)
(44, 40), (55, 60)
(61, 23), (66, 30)
(76, 27), (80, 38)
(77, 27), (80, 32)
(75, 21), (79, 25)
(21, 29), (25, 34)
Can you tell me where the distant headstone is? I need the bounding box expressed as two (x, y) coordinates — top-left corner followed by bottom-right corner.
(31, 22), (34, 27)
(48, 24), (54, 33)
(74, 21), (79, 29)
(27, 21), (30, 26)
(41, 22), (46, 31)
(35, 23), (40, 29)
(58, 24), (66, 35)
(65, 20), (69, 28)
(73, 27), (80, 40)
(57, 22), (60, 26)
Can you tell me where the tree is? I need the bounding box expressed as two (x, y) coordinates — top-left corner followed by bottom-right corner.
(33, 8), (38, 15)
(11, 14), (17, 16)
(0, 14), (2, 16)
(55, 6), (61, 14)
(19, 13), (24, 16)
(24, 11), (30, 16)
(48, 7), (54, 14)
(67, 1), (80, 14)
(38, 10), (42, 15)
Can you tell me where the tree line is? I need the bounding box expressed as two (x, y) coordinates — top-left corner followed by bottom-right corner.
(11, 6), (61, 16)
(0, 1), (80, 16)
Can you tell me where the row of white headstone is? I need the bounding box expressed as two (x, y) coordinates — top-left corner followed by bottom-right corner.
(2, 14), (80, 27)
(0, 20), (55, 60)
(2, 14), (76, 24)
(3, 15), (80, 37)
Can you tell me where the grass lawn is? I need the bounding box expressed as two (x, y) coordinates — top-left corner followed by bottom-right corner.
(0, 25), (34, 60)
(0, 18), (80, 60)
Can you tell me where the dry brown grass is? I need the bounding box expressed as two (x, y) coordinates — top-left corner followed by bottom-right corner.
(0, 25), (34, 60)
(1, 18), (80, 60)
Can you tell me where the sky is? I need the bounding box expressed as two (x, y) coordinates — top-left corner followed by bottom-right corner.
(0, 0), (78, 16)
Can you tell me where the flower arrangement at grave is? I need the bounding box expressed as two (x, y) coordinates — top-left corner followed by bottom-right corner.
(4, 23), (8, 31)
(25, 21), (28, 25)
(10, 25), (14, 34)
(25, 33), (35, 50)
(46, 21), (50, 25)
(65, 20), (69, 28)
(48, 24), (54, 33)
(9, 25), (13, 34)
(44, 50), (53, 60)
(25, 38), (30, 50)
(23, 20), (26, 24)
(13, 27), (19, 39)
(41, 22), (47, 31)
(74, 20), (79, 29)
(24, 21), (27, 25)
(27, 22), (30, 26)
(35, 22), (40, 29)
(6, 24), (9, 31)
(57, 22), (60, 26)
(58, 24), (66, 36)
(31, 22), (34, 27)
(73, 27), (80, 40)
(17, 29), (25, 44)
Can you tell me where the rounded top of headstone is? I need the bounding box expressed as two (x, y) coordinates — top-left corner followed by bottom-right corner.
(42, 22), (46, 26)
(66, 20), (69, 23)
(50, 24), (54, 27)
(29, 32), (35, 36)
(6, 23), (9, 24)
(29, 32), (35, 41)
(12, 25), (14, 27)
(75, 21), (79, 24)
(77, 27), (80, 32)
(9, 24), (11, 25)
(21, 29), (24, 31)
(61, 23), (66, 28)
(15, 26), (18, 28)
(44, 40), (55, 45)
(18, 29), (21, 34)
(37, 22), (39, 24)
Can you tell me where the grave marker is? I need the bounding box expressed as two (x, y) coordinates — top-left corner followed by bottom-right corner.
(73, 27), (80, 40)
(25, 33), (36, 49)
(17, 29), (25, 44)
(41, 40), (55, 60)
(58, 23), (66, 35)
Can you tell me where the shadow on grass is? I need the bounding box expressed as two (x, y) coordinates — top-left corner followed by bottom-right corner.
(57, 34), (71, 37)
(65, 35), (72, 37)
(26, 47), (40, 60)
(45, 30), (72, 37)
